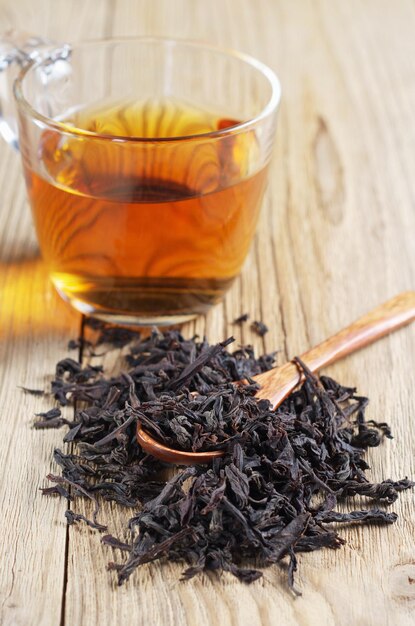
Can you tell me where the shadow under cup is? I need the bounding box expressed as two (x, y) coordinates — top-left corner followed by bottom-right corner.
(15, 38), (280, 325)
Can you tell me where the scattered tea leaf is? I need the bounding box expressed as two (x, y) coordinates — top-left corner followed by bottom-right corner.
(234, 313), (249, 324)
(251, 320), (269, 336)
(33, 324), (414, 591)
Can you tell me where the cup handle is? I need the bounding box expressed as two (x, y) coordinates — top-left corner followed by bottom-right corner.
(0, 30), (69, 150)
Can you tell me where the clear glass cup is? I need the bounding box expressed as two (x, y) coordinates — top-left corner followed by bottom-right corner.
(0, 34), (281, 325)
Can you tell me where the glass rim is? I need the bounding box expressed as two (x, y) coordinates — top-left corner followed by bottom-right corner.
(14, 36), (281, 143)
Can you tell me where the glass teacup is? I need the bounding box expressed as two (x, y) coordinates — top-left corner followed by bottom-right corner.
(0, 33), (281, 325)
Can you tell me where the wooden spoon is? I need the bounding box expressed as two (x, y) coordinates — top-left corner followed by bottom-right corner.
(136, 291), (415, 464)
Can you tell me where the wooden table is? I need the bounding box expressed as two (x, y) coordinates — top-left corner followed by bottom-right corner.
(0, 1), (414, 624)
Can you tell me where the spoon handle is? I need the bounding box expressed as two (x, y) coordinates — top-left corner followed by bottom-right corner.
(297, 291), (415, 372)
(255, 291), (415, 408)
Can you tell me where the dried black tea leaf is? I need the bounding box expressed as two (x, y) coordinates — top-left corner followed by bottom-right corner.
(251, 320), (269, 336)
(20, 386), (45, 396)
(65, 510), (108, 531)
(234, 313), (249, 324)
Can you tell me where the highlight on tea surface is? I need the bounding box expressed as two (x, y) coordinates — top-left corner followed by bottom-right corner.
(23, 97), (267, 323)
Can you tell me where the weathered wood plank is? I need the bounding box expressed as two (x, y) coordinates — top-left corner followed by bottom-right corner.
(63, 2), (414, 626)
(0, 131), (80, 626)
(0, 2), (112, 625)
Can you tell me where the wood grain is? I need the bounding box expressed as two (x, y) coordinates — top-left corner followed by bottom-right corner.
(0, 1), (414, 625)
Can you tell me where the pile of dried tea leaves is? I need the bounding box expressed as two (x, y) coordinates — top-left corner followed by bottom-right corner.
(33, 324), (413, 591)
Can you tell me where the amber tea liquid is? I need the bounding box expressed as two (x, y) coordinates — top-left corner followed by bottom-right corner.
(24, 98), (268, 323)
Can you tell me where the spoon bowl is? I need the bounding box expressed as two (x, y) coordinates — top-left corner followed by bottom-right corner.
(137, 291), (415, 464)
